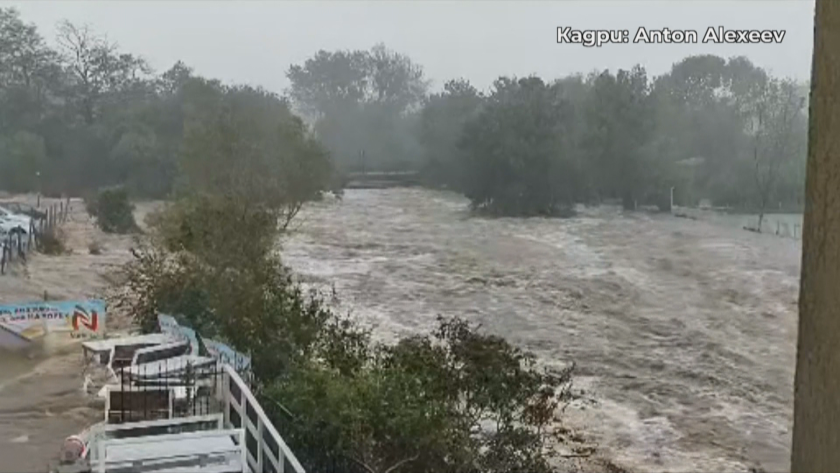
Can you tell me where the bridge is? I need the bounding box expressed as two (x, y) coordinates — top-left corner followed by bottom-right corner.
(343, 171), (421, 189)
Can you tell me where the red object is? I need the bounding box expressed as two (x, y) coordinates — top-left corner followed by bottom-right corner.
(71, 306), (98, 332)
(60, 435), (86, 463)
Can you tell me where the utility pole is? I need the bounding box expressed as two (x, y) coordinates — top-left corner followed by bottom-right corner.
(791, 1), (840, 471)
(670, 186), (675, 213)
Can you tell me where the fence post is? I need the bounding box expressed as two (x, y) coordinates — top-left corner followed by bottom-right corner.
(60, 202), (64, 223)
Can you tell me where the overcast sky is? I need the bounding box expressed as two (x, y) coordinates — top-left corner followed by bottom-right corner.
(4, 1), (816, 93)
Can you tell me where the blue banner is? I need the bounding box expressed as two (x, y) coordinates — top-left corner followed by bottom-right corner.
(157, 314), (200, 355)
(0, 299), (106, 341)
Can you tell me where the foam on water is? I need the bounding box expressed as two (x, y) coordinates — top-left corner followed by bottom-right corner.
(283, 188), (800, 473)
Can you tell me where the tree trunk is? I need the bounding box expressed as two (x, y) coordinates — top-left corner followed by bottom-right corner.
(791, 2), (840, 471)
(622, 192), (634, 211)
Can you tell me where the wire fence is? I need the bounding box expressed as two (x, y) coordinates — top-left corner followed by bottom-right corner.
(0, 198), (71, 275)
(110, 361), (225, 425)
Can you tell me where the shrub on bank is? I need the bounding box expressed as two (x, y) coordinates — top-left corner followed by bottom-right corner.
(37, 225), (67, 255)
(85, 186), (138, 234)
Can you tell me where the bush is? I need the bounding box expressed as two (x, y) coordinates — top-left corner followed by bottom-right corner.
(265, 316), (574, 473)
(37, 226), (67, 255)
(86, 186), (138, 234)
(88, 239), (103, 255)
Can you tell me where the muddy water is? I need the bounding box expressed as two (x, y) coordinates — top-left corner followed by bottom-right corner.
(0, 351), (38, 384)
(0, 345), (99, 472)
(283, 189), (800, 473)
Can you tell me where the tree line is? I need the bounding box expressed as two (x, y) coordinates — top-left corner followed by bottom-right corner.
(0, 8), (332, 207)
(287, 48), (807, 218)
(1, 7), (807, 221)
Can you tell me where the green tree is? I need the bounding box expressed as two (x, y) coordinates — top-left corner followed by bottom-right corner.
(0, 8), (62, 131)
(419, 78), (484, 190)
(287, 44), (428, 172)
(178, 81), (333, 227)
(0, 130), (47, 192)
(459, 76), (577, 216)
(582, 66), (655, 209)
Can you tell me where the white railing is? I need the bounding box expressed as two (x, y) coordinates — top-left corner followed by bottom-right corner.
(218, 364), (306, 473)
(87, 413), (224, 462)
(93, 428), (246, 473)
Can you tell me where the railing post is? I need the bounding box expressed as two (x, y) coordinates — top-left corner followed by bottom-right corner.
(97, 440), (106, 473)
(257, 417), (264, 473)
(222, 368), (231, 427)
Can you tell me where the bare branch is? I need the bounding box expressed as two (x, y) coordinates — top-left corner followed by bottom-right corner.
(383, 454), (421, 473)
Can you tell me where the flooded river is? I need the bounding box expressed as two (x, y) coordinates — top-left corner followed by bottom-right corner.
(283, 188), (800, 473)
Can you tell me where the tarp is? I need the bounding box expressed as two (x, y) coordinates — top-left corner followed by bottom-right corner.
(0, 299), (106, 345)
(157, 313), (251, 373)
(203, 338), (251, 372)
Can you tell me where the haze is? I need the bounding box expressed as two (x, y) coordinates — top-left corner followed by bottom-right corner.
(5, 0), (816, 92)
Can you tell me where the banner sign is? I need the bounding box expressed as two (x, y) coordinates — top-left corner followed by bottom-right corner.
(157, 314), (200, 355)
(0, 299), (106, 341)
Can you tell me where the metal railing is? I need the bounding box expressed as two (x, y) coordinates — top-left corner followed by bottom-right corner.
(218, 364), (306, 473)
(111, 361), (223, 423)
